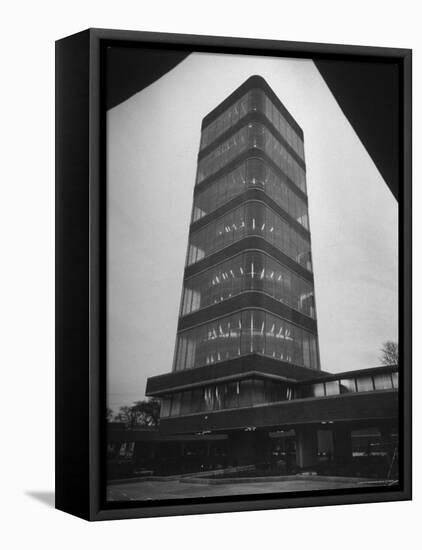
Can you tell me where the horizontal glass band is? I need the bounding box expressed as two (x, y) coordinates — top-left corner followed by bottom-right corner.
(173, 309), (319, 372)
(160, 370), (398, 417)
(181, 251), (315, 319)
(200, 88), (305, 161)
(192, 157), (309, 229)
(197, 122), (306, 193)
(187, 201), (312, 272)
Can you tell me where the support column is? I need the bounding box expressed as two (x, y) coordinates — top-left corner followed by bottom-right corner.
(228, 431), (255, 467)
(253, 430), (271, 467)
(332, 425), (353, 463)
(317, 429), (334, 460)
(295, 426), (318, 469)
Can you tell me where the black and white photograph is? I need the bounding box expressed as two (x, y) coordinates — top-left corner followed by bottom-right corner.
(104, 46), (404, 503)
(3, 0), (421, 544)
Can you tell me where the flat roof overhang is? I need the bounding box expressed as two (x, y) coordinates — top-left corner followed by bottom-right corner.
(294, 364), (398, 385)
(184, 234), (314, 283)
(107, 428), (228, 443)
(157, 390), (399, 435)
(146, 355), (327, 396)
(177, 290), (317, 334)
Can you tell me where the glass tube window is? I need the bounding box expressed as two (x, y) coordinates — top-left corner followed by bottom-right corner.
(187, 202), (312, 271)
(181, 252), (315, 318)
(294, 369), (399, 400)
(340, 378), (357, 393)
(373, 373), (394, 390)
(200, 91), (254, 151)
(173, 310), (319, 371)
(325, 380), (340, 396)
(192, 163), (247, 222)
(356, 376), (375, 392)
(251, 159), (309, 229)
(161, 378), (294, 417)
(200, 88), (305, 162)
(197, 122), (306, 193)
(263, 95), (305, 160)
(160, 369), (400, 416)
(192, 158), (309, 228)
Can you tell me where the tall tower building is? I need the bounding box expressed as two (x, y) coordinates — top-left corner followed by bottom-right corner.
(147, 76), (321, 438)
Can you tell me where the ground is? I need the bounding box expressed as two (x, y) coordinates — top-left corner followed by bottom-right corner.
(107, 476), (394, 502)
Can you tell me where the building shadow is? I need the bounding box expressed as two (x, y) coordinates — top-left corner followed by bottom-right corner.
(26, 491), (55, 508)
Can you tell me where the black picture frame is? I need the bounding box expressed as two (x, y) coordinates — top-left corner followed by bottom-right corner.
(55, 28), (412, 521)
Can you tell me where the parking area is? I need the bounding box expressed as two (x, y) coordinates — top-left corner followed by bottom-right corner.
(107, 476), (390, 502)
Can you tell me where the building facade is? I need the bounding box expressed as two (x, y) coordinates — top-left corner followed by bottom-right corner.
(144, 76), (398, 473)
(165, 75), (320, 413)
(115, 364), (398, 477)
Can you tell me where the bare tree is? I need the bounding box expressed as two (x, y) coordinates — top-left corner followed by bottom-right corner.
(379, 341), (398, 366)
(106, 407), (114, 422)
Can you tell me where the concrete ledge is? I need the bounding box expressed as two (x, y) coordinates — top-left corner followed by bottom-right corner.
(179, 474), (376, 485)
(107, 474), (184, 485)
(107, 466), (254, 485)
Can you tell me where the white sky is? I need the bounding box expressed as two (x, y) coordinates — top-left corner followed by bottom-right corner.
(107, 52), (398, 412)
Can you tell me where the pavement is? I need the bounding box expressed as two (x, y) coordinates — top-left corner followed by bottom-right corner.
(107, 476), (392, 502)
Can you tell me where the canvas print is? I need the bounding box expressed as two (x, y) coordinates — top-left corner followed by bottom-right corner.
(105, 49), (399, 503)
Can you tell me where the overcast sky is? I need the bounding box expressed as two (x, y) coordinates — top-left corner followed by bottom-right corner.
(106, 52), (398, 412)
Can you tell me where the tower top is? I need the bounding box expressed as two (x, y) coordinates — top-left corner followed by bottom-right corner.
(201, 74), (304, 139)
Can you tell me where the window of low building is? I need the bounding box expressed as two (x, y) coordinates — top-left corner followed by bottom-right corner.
(356, 376), (374, 392)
